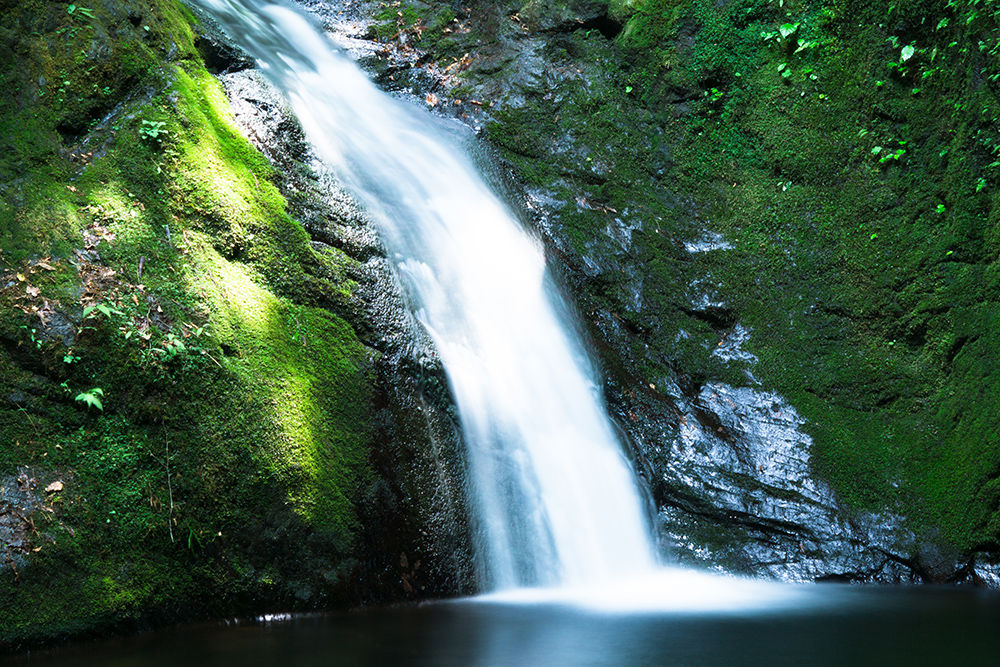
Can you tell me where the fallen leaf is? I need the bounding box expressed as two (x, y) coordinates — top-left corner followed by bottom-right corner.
(26, 286), (40, 297)
(16, 273), (26, 282)
(45, 481), (64, 493)
(425, 92), (438, 106)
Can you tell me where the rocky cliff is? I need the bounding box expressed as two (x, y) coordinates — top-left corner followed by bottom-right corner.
(317, 0), (1000, 584)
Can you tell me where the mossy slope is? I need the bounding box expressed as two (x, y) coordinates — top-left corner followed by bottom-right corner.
(0, 0), (386, 649)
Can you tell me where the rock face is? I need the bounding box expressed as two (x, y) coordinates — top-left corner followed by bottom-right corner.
(290, 0), (1000, 585)
(213, 63), (475, 598)
(627, 379), (911, 582)
(0, 469), (67, 582)
(2, 0), (478, 648)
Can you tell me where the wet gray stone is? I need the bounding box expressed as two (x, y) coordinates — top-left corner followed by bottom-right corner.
(518, 0), (609, 33)
(217, 64), (475, 596)
(187, 3), (255, 74)
(243, 0), (975, 587)
(1, 468), (66, 579)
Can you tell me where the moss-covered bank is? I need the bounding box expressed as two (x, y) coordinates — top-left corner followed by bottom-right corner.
(0, 0), (469, 651)
(361, 0), (1000, 575)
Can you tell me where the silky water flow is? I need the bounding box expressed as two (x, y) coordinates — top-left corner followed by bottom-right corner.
(191, 0), (805, 611)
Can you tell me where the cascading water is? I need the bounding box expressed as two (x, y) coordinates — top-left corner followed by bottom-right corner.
(191, 0), (660, 591)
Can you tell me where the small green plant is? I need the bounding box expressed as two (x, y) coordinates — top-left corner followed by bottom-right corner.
(83, 302), (123, 319)
(63, 353), (81, 364)
(67, 4), (95, 20)
(873, 140), (907, 164)
(75, 387), (104, 411)
(139, 119), (168, 143)
(19, 326), (42, 349)
(152, 333), (186, 362)
(762, 21), (816, 55)
(763, 22), (799, 48)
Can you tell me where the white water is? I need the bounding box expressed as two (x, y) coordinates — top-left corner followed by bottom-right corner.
(193, 0), (658, 591)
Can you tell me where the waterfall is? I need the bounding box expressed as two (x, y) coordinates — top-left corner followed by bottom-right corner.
(191, 0), (659, 591)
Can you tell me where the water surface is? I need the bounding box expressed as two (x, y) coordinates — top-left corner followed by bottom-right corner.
(9, 583), (1000, 666)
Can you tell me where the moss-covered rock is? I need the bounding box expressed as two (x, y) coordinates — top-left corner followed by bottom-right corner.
(1, 0), (471, 651)
(361, 0), (1000, 582)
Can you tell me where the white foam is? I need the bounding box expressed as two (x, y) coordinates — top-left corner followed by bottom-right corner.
(472, 569), (820, 614)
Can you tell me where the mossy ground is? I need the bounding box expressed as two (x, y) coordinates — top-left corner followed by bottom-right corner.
(400, 0), (1000, 559)
(1, 0), (379, 649)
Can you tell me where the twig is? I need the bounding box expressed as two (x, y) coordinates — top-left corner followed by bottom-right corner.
(202, 351), (224, 369)
(16, 406), (38, 436)
(162, 422), (175, 543)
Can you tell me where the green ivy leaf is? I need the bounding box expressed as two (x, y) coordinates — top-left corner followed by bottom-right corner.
(779, 23), (799, 39)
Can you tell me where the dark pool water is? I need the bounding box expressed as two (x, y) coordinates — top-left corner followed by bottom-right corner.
(7, 583), (1000, 666)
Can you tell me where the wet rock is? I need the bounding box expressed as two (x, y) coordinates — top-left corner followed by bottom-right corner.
(642, 382), (905, 582)
(968, 557), (1000, 586)
(218, 65), (474, 598)
(517, 0), (616, 34)
(187, 4), (255, 74)
(1, 468), (66, 581)
(220, 70), (310, 170)
(275, 0), (977, 587)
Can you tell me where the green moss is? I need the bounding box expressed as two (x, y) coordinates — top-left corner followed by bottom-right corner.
(430, 0), (1000, 558)
(371, 3), (423, 41)
(613, 0), (685, 51)
(185, 238), (372, 539)
(1, 0), (379, 648)
(666, 0), (1000, 550)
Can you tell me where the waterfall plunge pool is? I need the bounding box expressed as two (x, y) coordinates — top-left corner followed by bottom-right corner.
(7, 581), (1000, 666)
